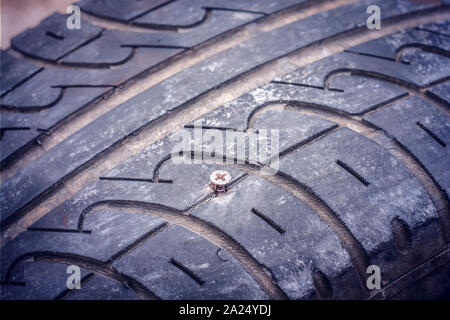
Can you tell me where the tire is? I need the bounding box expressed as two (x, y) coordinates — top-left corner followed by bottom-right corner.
(1, 0), (449, 300)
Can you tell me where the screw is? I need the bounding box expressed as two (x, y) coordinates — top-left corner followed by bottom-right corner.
(209, 170), (232, 194)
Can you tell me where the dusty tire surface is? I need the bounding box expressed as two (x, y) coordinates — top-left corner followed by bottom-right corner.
(1, 0), (450, 300)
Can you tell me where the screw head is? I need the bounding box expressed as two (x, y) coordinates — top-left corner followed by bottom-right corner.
(209, 170), (232, 193)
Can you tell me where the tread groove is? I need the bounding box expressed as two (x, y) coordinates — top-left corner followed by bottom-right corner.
(99, 176), (173, 184)
(336, 160), (370, 187)
(77, 201), (288, 299)
(416, 121), (447, 147)
(170, 258), (205, 286)
(27, 227), (91, 234)
(250, 208), (286, 235)
(3, 251), (160, 300)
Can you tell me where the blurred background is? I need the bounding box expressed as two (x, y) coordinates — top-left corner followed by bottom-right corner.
(1, 0), (74, 49)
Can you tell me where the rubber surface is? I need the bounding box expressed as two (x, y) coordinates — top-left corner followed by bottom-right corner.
(1, 0), (450, 300)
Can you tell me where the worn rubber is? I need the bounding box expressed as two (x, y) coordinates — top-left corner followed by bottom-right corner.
(1, 0), (450, 300)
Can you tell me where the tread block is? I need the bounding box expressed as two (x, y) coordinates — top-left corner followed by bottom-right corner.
(280, 128), (437, 252)
(364, 96), (450, 196)
(129, 10), (262, 47)
(76, 0), (170, 22)
(0, 129), (40, 164)
(60, 9), (262, 65)
(1, 211), (165, 300)
(1, 262), (90, 300)
(251, 111), (337, 151)
(324, 76), (407, 114)
(191, 81), (405, 133)
(113, 224), (267, 299)
(11, 13), (102, 62)
(77, 0), (304, 27)
(417, 20), (450, 36)
(275, 24), (450, 89)
(0, 47), (182, 164)
(276, 50), (447, 90)
(0, 70), (63, 109)
(191, 176), (355, 299)
(0, 51), (42, 97)
(131, 0), (207, 27)
(65, 275), (141, 300)
(61, 30), (134, 67)
(349, 22), (450, 60)
(427, 82), (450, 104)
(131, 0), (306, 28)
(1, 213), (164, 277)
(130, 0), (289, 28)
(0, 86), (109, 163)
(30, 147), (243, 231)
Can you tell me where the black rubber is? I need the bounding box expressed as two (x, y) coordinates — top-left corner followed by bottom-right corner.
(1, 0), (449, 300)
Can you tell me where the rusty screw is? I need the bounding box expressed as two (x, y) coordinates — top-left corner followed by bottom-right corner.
(209, 170), (232, 194)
